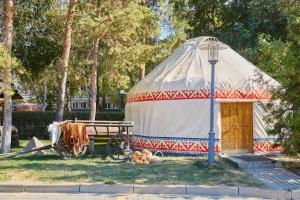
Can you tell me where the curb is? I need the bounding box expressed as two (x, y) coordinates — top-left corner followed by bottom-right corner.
(24, 185), (80, 193)
(134, 184), (185, 194)
(292, 190), (300, 200)
(186, 185), (238, 196)
(80, 184), (133, 194)
(0, 184), (24, 193)
(0, 183), (298, 199)
(239, 187), (291, 200)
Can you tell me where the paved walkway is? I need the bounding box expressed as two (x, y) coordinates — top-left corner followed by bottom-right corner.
(0, 193), (267, 200)
(247, 168), (300, 190)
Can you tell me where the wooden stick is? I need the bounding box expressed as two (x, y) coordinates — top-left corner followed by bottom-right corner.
(0, 145), (53, 160)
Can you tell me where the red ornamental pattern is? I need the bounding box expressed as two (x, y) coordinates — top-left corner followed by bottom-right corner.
(127, 89), (271, 103)
(133, 137), (221, 154)
(133, 137), (283, 155)
(253, 141), (283, 153)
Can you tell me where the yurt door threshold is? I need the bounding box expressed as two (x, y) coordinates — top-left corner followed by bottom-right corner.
(221, 102), (253, 155)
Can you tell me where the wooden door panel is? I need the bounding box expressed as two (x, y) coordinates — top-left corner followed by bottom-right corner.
(221, 102), (253, 150)
(221, 103), (235, 149)
(221, 104), (230, 125)
(238, 125), (252, 149)
(222, 125), (236, 149)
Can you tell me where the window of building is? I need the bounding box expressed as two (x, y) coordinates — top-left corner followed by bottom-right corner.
(72, 102), (79, 109)
(81, 102), (87, 109)
(106, 103), (111, 109)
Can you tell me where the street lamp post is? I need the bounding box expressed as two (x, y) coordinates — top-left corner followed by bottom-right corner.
(199, 37), (227, 165)
(208, 43), (218, 165)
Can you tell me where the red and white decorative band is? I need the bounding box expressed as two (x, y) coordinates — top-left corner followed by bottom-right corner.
(133, 136), (282, 155)
(133, 136), (221, 155)
(127, 89), (271, 103)
(253, 140), (283, 154)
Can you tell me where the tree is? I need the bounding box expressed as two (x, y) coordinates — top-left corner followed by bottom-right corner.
(55, 0), (77, 122)
(0, 1), (3, 41)
(256, 0), (300, 155)
(1, 0), (14, 153)
(76, 0), (161, 118)
(13, 0), (63, 78)
(89, 0), (100, 121)
(171, 0), (289, 57)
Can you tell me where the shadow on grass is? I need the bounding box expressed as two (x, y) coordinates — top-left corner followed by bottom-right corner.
(0, 154), (265, 187)
(0, 142), (265, 187)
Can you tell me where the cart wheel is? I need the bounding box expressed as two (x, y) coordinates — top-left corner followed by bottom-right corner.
(55, 137), (68, 160)
(106, 134), (135, 160)
(77, 145), (88, 158)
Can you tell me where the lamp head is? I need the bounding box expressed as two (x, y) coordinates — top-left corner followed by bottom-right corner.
(119, 89), (126, 95)
(208, 43), (218, 63)
(198, 37), (228, 63)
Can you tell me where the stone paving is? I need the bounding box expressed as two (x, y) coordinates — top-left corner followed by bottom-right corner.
(247, 168), (300, 190)
(0, 193), (267, 200)
(224, 154), (300, 191)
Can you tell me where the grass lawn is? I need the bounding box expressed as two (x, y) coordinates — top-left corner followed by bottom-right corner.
(0, 140), (265, 187)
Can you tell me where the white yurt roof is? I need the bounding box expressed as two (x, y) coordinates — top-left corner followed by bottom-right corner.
(127, 36), (278, 102)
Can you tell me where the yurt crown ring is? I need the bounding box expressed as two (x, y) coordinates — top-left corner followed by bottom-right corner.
(198, 37), (229, 50)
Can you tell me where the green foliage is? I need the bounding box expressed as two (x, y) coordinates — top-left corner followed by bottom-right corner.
(0, 111), (125, 139)
(0, 44), (19, 71)
(256, 0), (300, 155)
(11, 1), (67, 107)
(3, 0), (188, 109)
(172, 0), (289, 57)
(74, 1), (161, 94)
(0, 43), (24, 95)
(13, 0), (64, 77)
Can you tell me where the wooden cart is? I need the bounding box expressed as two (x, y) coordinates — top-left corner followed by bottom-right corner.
(70, 120), (135, 160)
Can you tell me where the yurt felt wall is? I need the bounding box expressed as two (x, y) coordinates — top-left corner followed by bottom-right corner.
(125, 37), (282, 156)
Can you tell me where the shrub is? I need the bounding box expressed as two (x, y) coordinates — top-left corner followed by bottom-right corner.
(0, 111), (124, 139)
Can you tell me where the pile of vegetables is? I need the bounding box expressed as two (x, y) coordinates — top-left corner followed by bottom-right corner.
(130, 149), (163, 164)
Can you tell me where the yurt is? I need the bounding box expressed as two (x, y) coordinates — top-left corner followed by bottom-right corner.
(125, 36), (282, 156)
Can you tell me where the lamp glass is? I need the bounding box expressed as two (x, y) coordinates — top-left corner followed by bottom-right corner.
(208, 44), (218, 62)
(119, 89), (126, 95)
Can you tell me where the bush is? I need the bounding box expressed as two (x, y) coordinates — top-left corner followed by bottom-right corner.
(0, 111), (124, 139)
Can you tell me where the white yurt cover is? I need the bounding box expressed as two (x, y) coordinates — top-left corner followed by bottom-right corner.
(125, 36), (282, 155)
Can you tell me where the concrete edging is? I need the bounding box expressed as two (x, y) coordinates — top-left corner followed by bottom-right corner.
(134, 184), (185, 194)
(0, 184), (24, 193)
(291, 190), (300, 200)
(24, 184), (80, 193)
(80, 184), (133, 194)
(239, 187), (291, 200)
(0, 183), (298, 199)
(186, 185), (238, 196)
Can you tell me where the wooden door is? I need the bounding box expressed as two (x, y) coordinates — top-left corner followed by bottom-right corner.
(221, 102), (253, 150)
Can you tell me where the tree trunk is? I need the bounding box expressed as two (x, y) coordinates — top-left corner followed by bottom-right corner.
(101, 94), (106, 112)
(89, 0), (101, 121)
(96, 72), (100, 112)
(89, 38), (100, 121)
(1, 0), (13, 153)
(55, 0), (77, 122)
(66, 83), (72, 111)
(139, 63), (145, 80)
